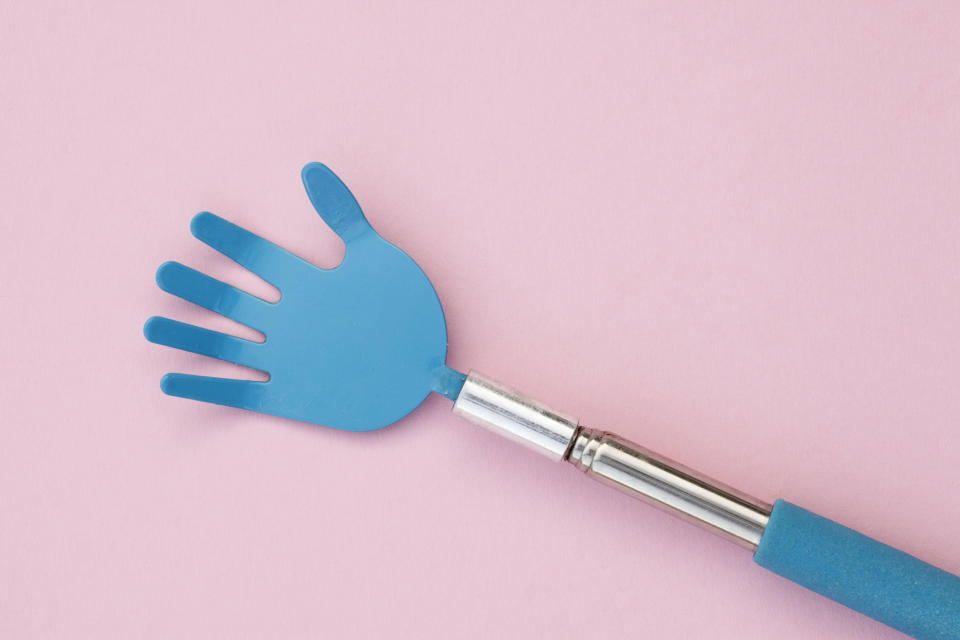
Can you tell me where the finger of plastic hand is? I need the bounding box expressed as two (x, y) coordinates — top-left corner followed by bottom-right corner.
(144, 316), (268, 371)
(190, 211), (310, 287)
(156, 261), (273, 330)
(301, 162), (374, 243)
(159, 373), (269, 411)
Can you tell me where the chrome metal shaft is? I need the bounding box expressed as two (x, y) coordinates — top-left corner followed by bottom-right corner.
(567, 429), (770, 548)
(452, 372), (579, 462)
(453, 371), (771, 550)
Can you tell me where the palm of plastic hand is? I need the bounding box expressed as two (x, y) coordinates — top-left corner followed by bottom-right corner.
(145, 163), (451, 431)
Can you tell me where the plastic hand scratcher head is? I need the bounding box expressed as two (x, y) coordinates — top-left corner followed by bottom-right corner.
(144, 163), (465, 431)
(146, 164), (960, 640)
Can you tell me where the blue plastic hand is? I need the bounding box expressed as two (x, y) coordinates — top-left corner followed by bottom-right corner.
(145, 163), (464, 431)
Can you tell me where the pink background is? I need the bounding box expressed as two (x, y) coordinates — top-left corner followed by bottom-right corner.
(2, 2), (959, 638)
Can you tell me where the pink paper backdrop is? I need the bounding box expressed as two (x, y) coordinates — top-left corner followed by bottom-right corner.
(2, 2), (959, 638)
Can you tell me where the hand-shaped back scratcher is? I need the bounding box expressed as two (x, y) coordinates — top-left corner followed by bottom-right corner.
(146, 164), (960, 640)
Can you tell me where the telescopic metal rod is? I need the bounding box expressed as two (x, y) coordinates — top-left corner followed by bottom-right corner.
(452, 370), (771, 549)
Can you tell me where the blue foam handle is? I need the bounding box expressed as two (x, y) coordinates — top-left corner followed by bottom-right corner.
(754, 500), (960, 639)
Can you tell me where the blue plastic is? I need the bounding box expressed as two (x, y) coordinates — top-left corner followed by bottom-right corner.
(754, 500), (960, 640)
(145, 163), (465, 431)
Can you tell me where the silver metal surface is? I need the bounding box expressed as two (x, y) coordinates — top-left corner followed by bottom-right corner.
(452, 371), (579, 461)
(452, 372), (771, 549)
(568, 428), (771, 549)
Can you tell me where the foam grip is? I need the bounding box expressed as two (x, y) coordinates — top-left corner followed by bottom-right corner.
(754, 500), (960, 639)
